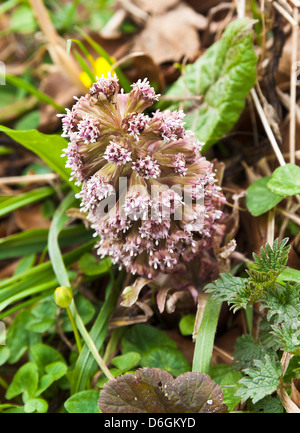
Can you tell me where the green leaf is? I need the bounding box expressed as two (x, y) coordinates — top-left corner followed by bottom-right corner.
(267, 163), (300, 197)
(65, 390), (100, 413)
(6, 362), (39, 400)
(5, 75), (64, 112)
(205, 273), (249, 312)
(179, 314), (195, 336)
(29, 344), (66, 375)
(78, 253), (111, 276)
(121, 324), (177, 356)
(159, 18), (257, 150)
(246, 177), (283, 216)
(99, 368), (228, 413)
(277, 267), (300, 284)
(111, 352), (141, 372)
(15, 110), (40, 131)
(6, 311), (41, 364)
(61, 294), (95, 332)
(0, 346), (10, 366)
(236, 355), (282, 404)
(24, 398), (48, 413)
(0, 126), (78, 192)
(209, 364), (243, 412)
(0, 186), (56, 218)
(0, 225), (93, 259)
(141, 347), (190, 377)
(252, 395), (284, 413)
(233, 335), (273, 370)
(45, 362), (67, 381)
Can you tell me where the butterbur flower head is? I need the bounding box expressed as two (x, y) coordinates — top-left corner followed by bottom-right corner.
(61, 75), (225, 279)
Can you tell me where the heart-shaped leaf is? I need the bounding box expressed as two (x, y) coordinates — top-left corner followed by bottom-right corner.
(267, 164), (300, 197)
(99, 368), (228, 413)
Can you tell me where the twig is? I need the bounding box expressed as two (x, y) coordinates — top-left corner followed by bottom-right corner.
(159, 95), (203, 102)
(0, 173), (58, 185)
(250, 88), (286, 167)
(290, 6), (298, 164)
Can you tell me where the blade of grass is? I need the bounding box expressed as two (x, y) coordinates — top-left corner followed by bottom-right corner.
(0, 126), (79, 192)
(192, 295), (222, 374)
(0, 186), (55, 218)
(4, 75), (65, 112)
(0, 224), (93, 259)
(48, 192), (114, 379)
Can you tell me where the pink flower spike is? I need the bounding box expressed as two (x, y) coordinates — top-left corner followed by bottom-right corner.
(132, 156), (160, 179)
(104, 140), (132, 165)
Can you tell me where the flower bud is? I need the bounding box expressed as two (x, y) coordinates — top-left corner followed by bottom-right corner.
(54, 286), (73, 308)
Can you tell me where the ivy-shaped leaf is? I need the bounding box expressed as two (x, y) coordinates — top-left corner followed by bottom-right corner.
(99, 368), (228, 413)
(246, 177), (283, 217)
(159, 18), (257, 150)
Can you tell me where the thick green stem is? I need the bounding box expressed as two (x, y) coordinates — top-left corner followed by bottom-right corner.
(192, 294), (221, 374)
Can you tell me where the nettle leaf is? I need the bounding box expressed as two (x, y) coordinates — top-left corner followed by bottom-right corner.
(233, 335), (274, 371)
(236, 355), (282, 404)
(204, 273), (250, 312)
(99, 368), (228, 413)
(159, 18), (257, 150)
(262, 283), (300, 325)
(252, 395), (284, 413)
(271, 322), (300, 356)
(267, 163), (300, 197)
(246, 177), (283, 217)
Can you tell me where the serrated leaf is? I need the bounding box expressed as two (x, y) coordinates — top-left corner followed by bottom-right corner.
(233, 335), (274, 370)
(262, 283), (300, 325)
(267, 164), (300, 197)
(252, 395), (284, 413)
(99, 368), (228, 413)
(159, 18), (257, 150)
(236, 355), (282, 404)
(204, 273), (249, 312)
(271, 322), (300, 355)
(246, 177), (283, 217)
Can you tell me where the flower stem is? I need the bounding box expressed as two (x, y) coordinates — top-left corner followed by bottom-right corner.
(66, 305), (82, 353)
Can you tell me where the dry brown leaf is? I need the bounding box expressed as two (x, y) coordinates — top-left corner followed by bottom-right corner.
(292, 378), (300, 409)
(132, 3), (207, 64)
(131, 0), (180, 15)
(14, 204), (51, 231)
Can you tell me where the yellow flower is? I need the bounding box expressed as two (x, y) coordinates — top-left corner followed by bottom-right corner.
(79, 56), (116, 88)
